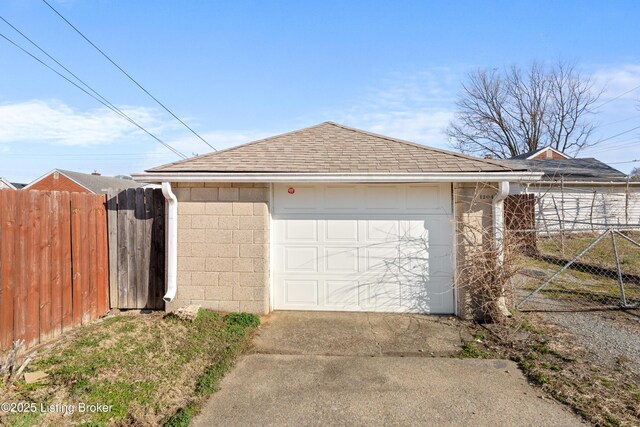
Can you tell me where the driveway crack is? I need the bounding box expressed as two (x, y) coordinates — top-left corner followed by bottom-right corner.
(366, 313), (383, 356)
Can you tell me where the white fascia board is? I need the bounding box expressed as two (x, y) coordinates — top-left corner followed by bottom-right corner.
(529, 180), (640, 186)
(0, 177), (16, 190)
(131, 171), (544, 184)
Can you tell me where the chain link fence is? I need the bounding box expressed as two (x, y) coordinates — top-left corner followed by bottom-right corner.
(505, 188), (640, 311)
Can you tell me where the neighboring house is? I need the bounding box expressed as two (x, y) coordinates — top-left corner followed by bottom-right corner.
(505, 147), (640, 231)
(134, 122), (539, 319)
(25, 169), (141, 194)
(0, 177), (25, 190)
(1, 177), (16, 190)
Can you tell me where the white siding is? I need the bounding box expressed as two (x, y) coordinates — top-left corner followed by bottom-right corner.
(516, 184), (640, 231)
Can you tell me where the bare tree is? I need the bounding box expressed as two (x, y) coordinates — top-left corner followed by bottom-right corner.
(631, 166), (640, 179)
(447, 61), (601, 158)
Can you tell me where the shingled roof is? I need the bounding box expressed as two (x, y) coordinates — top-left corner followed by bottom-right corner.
(506, 158), (629, 182)
(147, 122), (524, 174)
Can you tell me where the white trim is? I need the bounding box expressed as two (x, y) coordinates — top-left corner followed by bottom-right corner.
(531, 180), (640, 186)
(268, 183), (275, 312)
(492, 182), (510, 264)
(0, 178), (16, 190)
(24, 169), (95, 193)
(132, 171), (543, 184)
(525, 146), (570, 160)
(451, 182), (458, 317)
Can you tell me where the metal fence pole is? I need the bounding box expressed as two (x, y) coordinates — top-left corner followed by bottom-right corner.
(517, 228), (612, 309)
(610, 231), (627, 307)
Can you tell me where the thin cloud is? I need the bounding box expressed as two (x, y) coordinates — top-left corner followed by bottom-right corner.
(333, 69), (458, 147)
(592, 64), (640, 103)
(0, 100), (168, 146)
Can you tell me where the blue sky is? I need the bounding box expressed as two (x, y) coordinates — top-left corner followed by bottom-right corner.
(0, 0), (639, 183)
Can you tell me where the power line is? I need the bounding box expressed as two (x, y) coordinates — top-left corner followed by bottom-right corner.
(0, 15), (120, 118)
(0, 28), (186, 159)
(599, 116), (640, 128)
(608, 159), (640, 164)
(596, 83), (640, 109)
(40, 0), (217, 152)
(593, 124), (640, 145)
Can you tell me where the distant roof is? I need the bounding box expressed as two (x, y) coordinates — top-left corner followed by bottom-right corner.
(57, 169), (140, 194)
(148, 122), (524, 174)
(511, 146), (570, 160)
(0, 177), (17, 189)
(11, 182), (26, 189)
(25, 169), (141, 194)
(506, 158), (629, 182)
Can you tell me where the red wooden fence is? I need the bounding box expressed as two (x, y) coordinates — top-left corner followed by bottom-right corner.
(0, 189), (109, 351)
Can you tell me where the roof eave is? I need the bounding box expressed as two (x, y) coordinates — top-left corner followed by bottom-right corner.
(131, 171), (544, 184)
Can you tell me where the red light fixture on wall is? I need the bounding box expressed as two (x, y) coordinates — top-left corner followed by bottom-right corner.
(287, 187), (295, 194)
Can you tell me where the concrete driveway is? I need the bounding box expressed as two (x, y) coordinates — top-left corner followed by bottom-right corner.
(193, 312), (584, 427)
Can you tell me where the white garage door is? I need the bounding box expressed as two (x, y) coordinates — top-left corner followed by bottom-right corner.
(272, 183), (455, 313)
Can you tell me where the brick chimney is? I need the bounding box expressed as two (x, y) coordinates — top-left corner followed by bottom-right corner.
(484, 154), (493, 159)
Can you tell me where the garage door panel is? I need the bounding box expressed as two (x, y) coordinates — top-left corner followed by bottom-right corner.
(364, 247), (400, 272)
(283, 219), (318, 242)
(325, 219), (358, 241)
(365, 185), (400, 209)
(399, 245), (452, 278)
(325, 280), (360, 306)
(325, 247), (359, 273)
(325, 185), (359, 209)
(406, 185), (451, 214)
(277, 185), (318, 212)
(404, 217), (451, 242)
(361, 276), (402, 309)
(284, 280), (318, 305)
(284, 247), (318, 272)
(365, 220), (399, 242)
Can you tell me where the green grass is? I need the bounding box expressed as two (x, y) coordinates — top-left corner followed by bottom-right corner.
(458, 342), (490, 359)
(164, 402), (201, 427)
(518, 231), (640, 304)
(2, 310), (260, 426)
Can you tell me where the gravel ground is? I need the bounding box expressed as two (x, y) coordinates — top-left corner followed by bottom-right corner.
(543, 309), (640, 376)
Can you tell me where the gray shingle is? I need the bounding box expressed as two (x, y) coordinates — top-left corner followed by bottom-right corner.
(505, 159), (628, 182)
(58, 170), (141, 194)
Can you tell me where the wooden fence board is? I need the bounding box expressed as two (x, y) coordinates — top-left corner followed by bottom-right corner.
(87, 197), (98, 322)
(39, 192), (52, 344)
(70, 192), (83, 328)
(60, 192), (73, 332)
(26, 191), (41, 348)
(107, 190), (118, 309)
(82, 195), (92, 325)
(96, 196), (109, 315)
(13, 191), (28, 345)
(117, 189), (129, 308)
(50, 192), (62, 339)
(0, 190), (16, 349)
(135, 189), (148, 308)
(126, 188), (137, 308)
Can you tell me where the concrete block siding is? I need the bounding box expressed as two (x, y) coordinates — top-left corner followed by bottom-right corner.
(168, 182), (270, 314)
